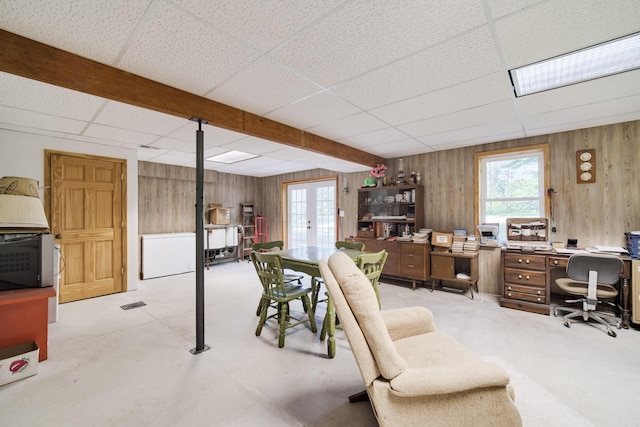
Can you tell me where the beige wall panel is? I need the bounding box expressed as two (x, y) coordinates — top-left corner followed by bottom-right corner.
(138, 120), (640, 253)
(138, 161), (260, 234)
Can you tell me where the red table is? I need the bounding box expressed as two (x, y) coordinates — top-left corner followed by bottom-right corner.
(0, 287), (55, 361)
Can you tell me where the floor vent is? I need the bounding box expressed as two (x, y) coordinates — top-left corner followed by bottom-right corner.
(120, 301), (147, 310)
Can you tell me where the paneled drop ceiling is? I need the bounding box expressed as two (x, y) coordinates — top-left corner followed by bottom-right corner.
(1, 0), (639, 177)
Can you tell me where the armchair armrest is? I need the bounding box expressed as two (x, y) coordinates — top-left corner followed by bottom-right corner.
(389, 361), (510, 397)
(381, 306), (437, 341)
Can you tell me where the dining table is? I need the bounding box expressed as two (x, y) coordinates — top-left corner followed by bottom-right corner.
(276, 246), (364, 358)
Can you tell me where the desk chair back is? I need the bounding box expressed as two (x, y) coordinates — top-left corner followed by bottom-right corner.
(554, 253), (623, 337)
(251, 251), (316, 348)
(565, 253), (622, 285)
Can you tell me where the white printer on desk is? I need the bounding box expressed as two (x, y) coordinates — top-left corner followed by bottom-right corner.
(477, 224), (499, 246)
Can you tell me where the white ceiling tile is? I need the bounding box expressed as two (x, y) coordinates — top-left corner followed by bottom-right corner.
(1, 1), (639, 177)
(63, 133), (127, 147)
(0, 0), (150, 65)
(83, 123), (159, 145)
(221, 136), (290, 155)
(166, 123), (246, 145)
(270, 0), (486, 86)
(0, 106), (87, 134)
(495, 0), (640, 68)
(95, 101), (188, 136)
(208, 56), (323, 115)
(523, 94), (640, 132)
(124, 144), (169, 161)
(263, 147), (317, 163)
(370, 72), (514, 126)
(0, 123), (67, 139)
(146, 150), (194, 166)
(486, 0), (545, 19)
(333, 26), (503, 110)
(399, 100), (520, 138)
(172, 0), (345, 52)
(118, 1), (260, 95)
(367, 138), (427, 157)
(421, 126), (526, 150)
(0, 72), (105, 121)
(150, 137), (198, 153)
(307, 113), (387, 140)
(339, 127), (410, 148)
(266, 91), (361, 129)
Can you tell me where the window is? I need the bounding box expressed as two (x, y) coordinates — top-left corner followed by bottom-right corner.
(475, 144), (549, 242)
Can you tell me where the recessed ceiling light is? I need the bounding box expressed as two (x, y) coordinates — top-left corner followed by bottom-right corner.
(206, 150), (259, 164)
(509, 31), (640, 97)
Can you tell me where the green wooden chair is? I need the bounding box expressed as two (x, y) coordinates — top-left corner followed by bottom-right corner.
(312, 240), (366, 310)
(335, 240), (366, 251)
(253, 241), (304, 316)
(251, 251), (317, 348)
(320, 250), (388, 357)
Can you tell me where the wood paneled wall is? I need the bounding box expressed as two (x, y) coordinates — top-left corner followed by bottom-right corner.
(138, 161), (261, 234)
(138, 120), (639, 249)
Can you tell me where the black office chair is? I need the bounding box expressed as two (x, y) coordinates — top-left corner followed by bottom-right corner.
(553, 253), (623, 337)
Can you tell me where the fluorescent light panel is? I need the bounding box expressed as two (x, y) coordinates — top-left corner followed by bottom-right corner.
(510, 32), (640, 97)
(206, 150), (259, 164)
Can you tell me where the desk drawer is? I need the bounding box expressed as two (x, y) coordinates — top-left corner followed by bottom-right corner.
(548, 257), (568, 268)
(503, 253), (546, 271)
(504, 286), (546, 304)
(504, 268), (546, 287)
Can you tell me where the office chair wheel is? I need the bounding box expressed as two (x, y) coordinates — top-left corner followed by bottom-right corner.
(607, 329), (617, 338)
(564, 320), (571, 328)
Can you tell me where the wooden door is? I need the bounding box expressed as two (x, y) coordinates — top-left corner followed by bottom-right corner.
(49, 153), (126, 303)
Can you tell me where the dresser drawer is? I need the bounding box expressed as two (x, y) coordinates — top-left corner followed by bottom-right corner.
(401, 244), (427, 279)
(503, 253), (546, 271)
(504, 283), (545, 297)
(503, 288), (546, 304)
(504, 268), (546, 287)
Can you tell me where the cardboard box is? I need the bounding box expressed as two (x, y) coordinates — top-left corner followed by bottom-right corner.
(0, 341), (39, 386)
(207, 204), (231, 225)
(431, 232), (453, 248)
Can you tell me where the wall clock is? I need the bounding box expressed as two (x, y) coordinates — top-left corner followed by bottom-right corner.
(576, 149), (595, 183)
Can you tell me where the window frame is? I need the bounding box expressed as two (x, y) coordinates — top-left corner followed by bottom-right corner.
(474, 144), (550, 241)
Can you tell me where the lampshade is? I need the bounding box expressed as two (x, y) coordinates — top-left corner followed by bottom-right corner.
(0, 177), (49, 230)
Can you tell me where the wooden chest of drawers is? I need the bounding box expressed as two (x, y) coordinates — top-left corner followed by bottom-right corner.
(353, 238), (430, 289)
(500, 252), (549, 314)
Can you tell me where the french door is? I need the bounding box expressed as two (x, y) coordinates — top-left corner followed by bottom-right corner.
(287, 179), (336, 249)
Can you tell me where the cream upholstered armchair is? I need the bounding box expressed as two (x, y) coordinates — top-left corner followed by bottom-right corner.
(319, 252), (522, 427)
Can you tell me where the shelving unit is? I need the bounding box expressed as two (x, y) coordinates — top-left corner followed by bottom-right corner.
(353, 184), (430, 290)
(356, 184), (423, 239)
(430, 251), (479, 299)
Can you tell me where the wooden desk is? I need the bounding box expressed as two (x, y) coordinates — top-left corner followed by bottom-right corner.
(0, 287), (55, 361)
(500, 250), (632, 328)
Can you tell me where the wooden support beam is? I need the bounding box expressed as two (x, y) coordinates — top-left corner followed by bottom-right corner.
(0, 29), (386, 168)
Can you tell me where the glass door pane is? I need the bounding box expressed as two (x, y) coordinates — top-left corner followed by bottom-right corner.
(287, 179), (336, 249)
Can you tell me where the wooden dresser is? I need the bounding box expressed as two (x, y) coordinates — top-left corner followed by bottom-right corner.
(500, 249), (633, 328)
(353, 239), (430, 290)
